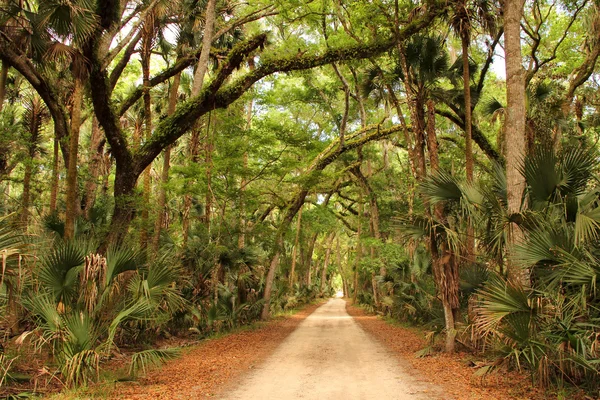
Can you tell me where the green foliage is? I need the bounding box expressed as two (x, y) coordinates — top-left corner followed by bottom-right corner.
(19, 240), (185, 387)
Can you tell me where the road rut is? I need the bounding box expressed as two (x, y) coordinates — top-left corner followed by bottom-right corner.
(220, 298), (448, 399)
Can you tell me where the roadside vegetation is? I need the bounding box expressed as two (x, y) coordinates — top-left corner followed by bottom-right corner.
(1, 0), (600, 398)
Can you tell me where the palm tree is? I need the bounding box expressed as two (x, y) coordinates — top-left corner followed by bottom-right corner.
(448, 0), (497, 264)
(448, 0), (497, 183)
(19, 95), (48, 226)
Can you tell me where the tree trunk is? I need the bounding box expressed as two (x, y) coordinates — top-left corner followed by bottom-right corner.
(139, 18), (154, 249)
(238, 88), (253, 249)
(50, 136), (59, 213)
(204, 114), (213, 232)
(191, 0), (217, 96)
(353, 198), (363, 304)
(152, 72), (181, 252)
(182, 126), (201, 249)
(462, 35), (474, 183)
(305, 232), (318, 286)
(462, 34), (476, 264)
(320, 233), (335, 295)
(337, 236), (346, 297)
(398, 49), (426, 181)
(182, 1), (217, 247)
(504, 0), (528, 284)
(426, 99), (459, 353)
(0, 61), (8, 113)
(289, 205), (303, 286)
(101, 169), (137, 250)
(64, 76), (84, 240)
(20, 161), (32, 227)
(82, 118), (105, 218)
(261, 250), (280, 320)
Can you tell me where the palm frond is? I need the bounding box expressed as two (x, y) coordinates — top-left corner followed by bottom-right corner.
(129, 348), (179, 376)
(420, 170), (463, 204)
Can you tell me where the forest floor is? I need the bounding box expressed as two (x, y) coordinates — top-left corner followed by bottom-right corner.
(37, 298), (579, 399)
(219, 298), (445, 399)
(51, 301), (325, 399)
(347, 304), (569, 400)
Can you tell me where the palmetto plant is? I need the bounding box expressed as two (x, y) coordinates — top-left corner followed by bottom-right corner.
(23, 240), (185, 386)
(471, 145), (600, 388)
(405, 144), (600, 387)
(0, 217), (26, 337)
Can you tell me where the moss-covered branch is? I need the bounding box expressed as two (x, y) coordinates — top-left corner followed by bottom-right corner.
(435, 108), (502, 164)
(136, 9), (440, 174)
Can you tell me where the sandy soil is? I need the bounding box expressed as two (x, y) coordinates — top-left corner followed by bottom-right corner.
(112, 302), (324, 399)
(347, 304), (548, 400)
(219, 298), (449, 400)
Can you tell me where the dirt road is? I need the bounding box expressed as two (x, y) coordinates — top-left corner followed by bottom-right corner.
(220, 298), (448, 399)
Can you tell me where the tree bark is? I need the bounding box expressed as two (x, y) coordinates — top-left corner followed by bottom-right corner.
(353, 199), (363, 304)
(0, 61), (8, 113)
(82, 118), (105, 218)
(504, 0), (528, 284)
(320, 233), (335, 294)
(289, 205), (303, 286)
(64, 76), (84, 240)
(260, 250), (280, 320)
(182, 127), (201, 248)
(204, 115), (213, 232)
(426, 99), (459, 353)
(238, 80), (253, 249)
(305, 232), (318, 286)
(50, 136), (59, 213)
(20, 160), (32, 227)
(152, 72), (181, 252)
(462, 34), (476, 264)
(139, 16), (155, 249)
(191, 0), (217, 96)
(182, 0), (217, 246)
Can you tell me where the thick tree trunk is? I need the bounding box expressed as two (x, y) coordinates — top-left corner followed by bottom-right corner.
(64, 76), (84, 240)
(261, 189), (308, 319)
(152, 72), (181, 252)
(504, 0), (528, 284)
(101, 169), (137, 250)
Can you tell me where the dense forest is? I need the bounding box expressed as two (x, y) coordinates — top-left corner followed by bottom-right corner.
(1, 0), (600, 397)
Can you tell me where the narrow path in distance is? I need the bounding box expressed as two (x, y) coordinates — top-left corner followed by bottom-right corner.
(219, 298), (447, 400)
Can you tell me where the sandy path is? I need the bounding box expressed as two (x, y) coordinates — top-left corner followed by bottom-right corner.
(219, 298), (448, 400)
